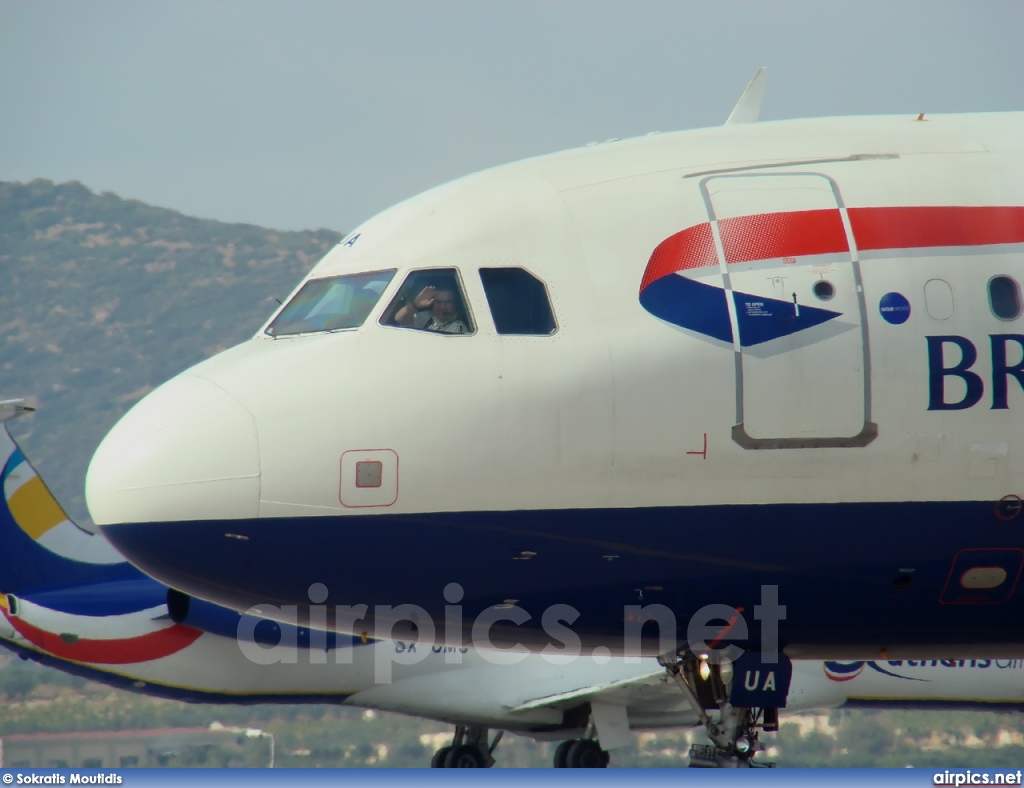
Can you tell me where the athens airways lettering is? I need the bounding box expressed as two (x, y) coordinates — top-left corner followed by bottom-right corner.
(927, 335), (1024, 410)
(825, 660), (1024, 683)
(824, 661), (924, 682)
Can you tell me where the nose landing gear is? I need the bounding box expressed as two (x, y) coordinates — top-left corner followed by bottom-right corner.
(660, 653), (778, 768)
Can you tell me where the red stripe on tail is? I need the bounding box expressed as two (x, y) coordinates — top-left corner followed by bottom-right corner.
(4, 611), (203, 664)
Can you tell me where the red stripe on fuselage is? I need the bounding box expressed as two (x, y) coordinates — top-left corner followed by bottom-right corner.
(848, 206), (1024, 251)
(639, 206), (1024, 291)
(3, 610), (202, 664)
(640, 223), (717, 291)
(719, 208), (849, 264)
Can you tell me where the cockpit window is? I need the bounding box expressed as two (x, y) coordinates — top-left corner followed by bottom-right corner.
(479, 267), (557, 335)
(265, 270), (396, 337)
(380, 268), (474, 335)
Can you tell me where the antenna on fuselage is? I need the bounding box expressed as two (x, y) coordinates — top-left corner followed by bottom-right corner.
(724, 67), (768, 125)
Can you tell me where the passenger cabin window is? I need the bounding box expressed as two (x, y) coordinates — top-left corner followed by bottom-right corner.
(265, 270), (396, 337)
(479, 267), (556, 335)
(380, 268), (473, 335)
(989, 276), (1022, 321)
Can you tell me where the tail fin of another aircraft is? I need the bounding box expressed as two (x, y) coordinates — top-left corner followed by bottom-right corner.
(1, 402), (134, 594)
(724, 67), (767, 125)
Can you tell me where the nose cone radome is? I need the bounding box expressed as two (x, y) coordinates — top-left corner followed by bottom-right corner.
(86, 374), (260, 524)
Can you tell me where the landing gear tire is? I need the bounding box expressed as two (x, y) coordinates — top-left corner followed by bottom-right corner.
(552, 740), (574, 768)
(444, 744), (488, 768)
(431, 725), (499, 768)
(430, 746), (452, 768)
(554, 739), (609, 768)
(566, 739), (609, 768)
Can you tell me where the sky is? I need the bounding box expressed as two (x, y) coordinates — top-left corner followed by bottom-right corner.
(1, 1), (1022, 234)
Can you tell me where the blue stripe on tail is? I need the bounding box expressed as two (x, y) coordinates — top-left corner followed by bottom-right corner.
(1, 427), (139, 595)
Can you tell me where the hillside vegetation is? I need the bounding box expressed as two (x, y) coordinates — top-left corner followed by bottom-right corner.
(0, 179), (341, 523)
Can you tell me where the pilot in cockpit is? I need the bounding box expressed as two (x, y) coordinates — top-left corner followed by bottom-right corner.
(392, 285), (469, 334)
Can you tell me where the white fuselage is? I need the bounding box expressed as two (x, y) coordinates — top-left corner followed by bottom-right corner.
(87, 112), (1024, 658)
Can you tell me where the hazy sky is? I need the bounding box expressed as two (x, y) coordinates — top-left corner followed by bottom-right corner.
(2, 1), (1021, 234)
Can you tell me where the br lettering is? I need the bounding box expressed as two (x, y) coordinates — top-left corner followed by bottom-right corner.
(927, 335), (1024, 410)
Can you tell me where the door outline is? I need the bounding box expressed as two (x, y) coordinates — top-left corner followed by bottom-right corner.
(699, 172), (878, 449)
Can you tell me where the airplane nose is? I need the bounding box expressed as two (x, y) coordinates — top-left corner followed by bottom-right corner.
(86, 374), (260, 524)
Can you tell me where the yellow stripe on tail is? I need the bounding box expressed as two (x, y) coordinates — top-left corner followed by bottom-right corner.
(8, 476), (68, 540)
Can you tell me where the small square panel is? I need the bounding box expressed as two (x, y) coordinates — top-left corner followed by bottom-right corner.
(355, 460), (383, 488)
(340, 449), (398, 508)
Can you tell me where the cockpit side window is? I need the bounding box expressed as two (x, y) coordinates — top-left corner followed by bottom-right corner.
(479, 267), (557, 335)
(265, 270), (396, 337)
(380, 268), (474, 335)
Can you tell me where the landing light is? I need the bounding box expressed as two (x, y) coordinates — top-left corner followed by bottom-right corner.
(720, 658), (734, 686)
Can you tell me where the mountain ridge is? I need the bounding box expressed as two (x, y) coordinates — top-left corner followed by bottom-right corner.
(1, 178), (342, 523)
